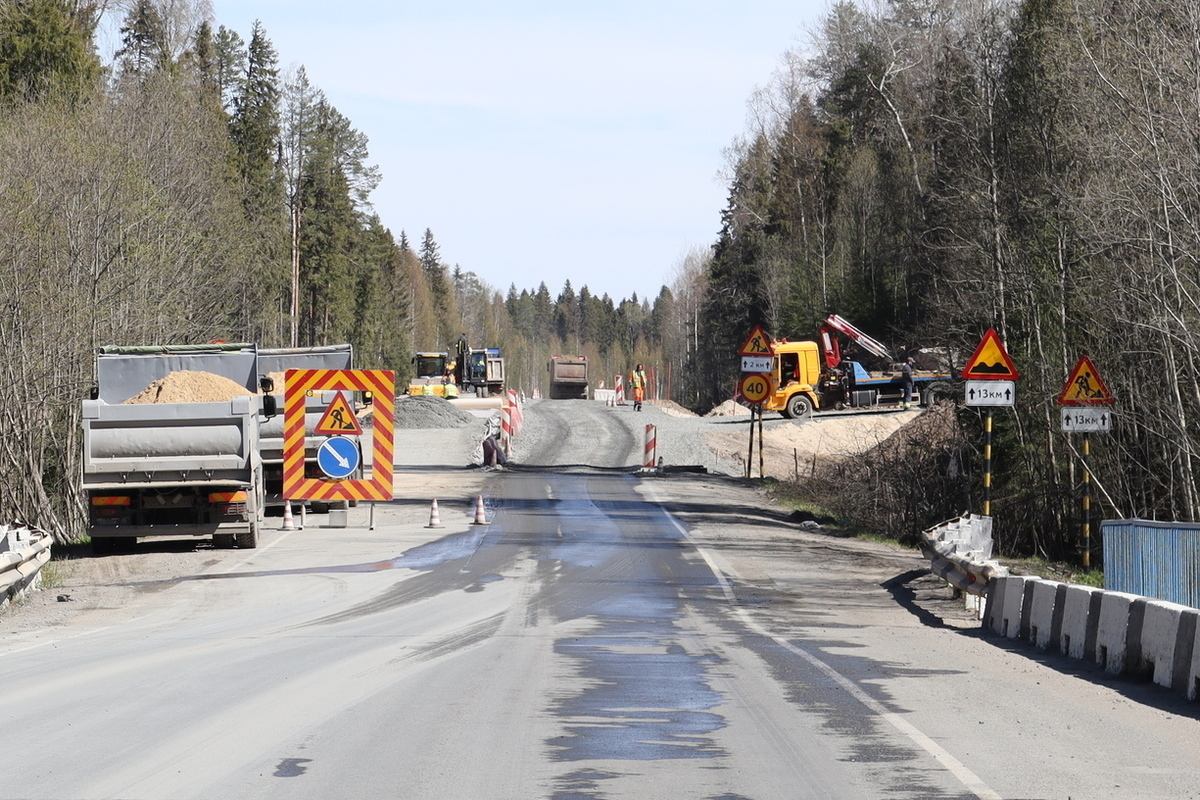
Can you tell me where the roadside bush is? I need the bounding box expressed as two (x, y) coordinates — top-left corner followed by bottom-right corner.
(801, 404), (973, 546)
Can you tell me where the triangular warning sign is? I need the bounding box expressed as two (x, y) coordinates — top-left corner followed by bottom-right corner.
(314, 391), (363, 435)
(961, 329), (1020, 380)
(738, 325), (773, 357)
(1058, 355), (1114, 406)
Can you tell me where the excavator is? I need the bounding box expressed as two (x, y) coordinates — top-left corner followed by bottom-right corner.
(405, 337), (507, 408)
(763, 314), (953, 418)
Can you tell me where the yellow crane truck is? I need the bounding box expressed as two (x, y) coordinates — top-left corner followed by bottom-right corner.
(764, 316), (953, 418)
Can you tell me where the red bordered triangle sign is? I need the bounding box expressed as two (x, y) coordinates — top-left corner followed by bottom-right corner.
(961, 329), (1020, 380)
(1058, 355), (1114, 406)
(738, 325), (772, 357)
(314, 391), (363, 435)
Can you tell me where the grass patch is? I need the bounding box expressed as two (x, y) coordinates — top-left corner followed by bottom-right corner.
(1002, 555), (1103, 587)
(37, 560), (70, 589)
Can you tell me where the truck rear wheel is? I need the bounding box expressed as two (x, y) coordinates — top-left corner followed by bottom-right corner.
(786, 394), (813, 420)
(213, 534), (236, 549)
(236, 524), (259, 549)
(922, 381), (953, 407)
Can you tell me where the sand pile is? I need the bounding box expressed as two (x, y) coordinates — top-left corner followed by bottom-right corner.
(705, 399), (752, 417)
(123, 371), (254, 404)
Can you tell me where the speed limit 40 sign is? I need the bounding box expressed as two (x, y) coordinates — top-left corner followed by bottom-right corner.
(739, 373), (772, 405)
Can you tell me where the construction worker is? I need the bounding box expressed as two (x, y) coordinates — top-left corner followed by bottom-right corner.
(421, 381), (435, 396)
(630, 364), (647, 411)
(901, 357), (915, 409)
(444, 379), (459, 400)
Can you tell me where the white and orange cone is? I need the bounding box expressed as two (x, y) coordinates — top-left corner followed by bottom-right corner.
(470, 495), (489, 526)
(425, 498), (444, 529)
(282, 500), (296, 531)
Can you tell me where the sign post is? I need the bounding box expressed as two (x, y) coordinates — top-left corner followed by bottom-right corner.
(737, 326), (773, 479)
(1058, 355), (1115, 567)
(961, 329), (1021, 517)
(738, 372), (771, 478)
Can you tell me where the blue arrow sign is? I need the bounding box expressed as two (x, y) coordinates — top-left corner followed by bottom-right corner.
(317, 436), (360, 479)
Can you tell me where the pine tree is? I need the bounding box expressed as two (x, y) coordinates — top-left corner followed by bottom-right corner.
(0, 0), (101, 103)
(229, 21), (281, 220)
(420, 228), (453, 345)
(115, 0), (169, 81)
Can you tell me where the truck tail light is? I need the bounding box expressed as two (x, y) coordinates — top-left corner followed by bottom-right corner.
(209, 491), (247, 517)
(91, 495), (131, 506)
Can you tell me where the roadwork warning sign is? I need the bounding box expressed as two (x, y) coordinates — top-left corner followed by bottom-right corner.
(1057, 355), (1114, 406)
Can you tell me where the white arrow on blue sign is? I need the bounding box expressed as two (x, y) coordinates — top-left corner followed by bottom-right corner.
(965, 380), (1015, 407)
(317, 435), (361, 479)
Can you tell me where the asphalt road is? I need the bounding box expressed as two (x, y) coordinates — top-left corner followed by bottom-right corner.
(2, 399), (1200, 799)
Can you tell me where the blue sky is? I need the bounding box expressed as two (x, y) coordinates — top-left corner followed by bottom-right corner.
(189, 2), (830, 301)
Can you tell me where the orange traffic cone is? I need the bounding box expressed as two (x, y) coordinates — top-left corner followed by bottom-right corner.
(425, 498), (444, 529)
(470, 495), (489, 525)
(282, 500), (296, 531)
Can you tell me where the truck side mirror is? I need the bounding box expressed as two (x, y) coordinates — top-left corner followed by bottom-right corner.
(261, 394), (278, 419)
(88, 384), (99, 400)
(259, 375), (276, 394)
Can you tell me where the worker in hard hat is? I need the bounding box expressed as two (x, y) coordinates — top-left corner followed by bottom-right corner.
(444, 378), (459, 400)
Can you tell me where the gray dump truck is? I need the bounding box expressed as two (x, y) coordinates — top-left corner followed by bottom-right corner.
(83, 344), (268, 551)
(548, 355), (589, 399)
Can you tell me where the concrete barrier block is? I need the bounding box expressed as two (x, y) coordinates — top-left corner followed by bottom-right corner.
(1029, 580), (1066, 649)
(1134, 599), (1193, 689)
(984, 577), (1008, 635)
(1057, 584), (1101, 660)
(1095, 591), (1140, 674)
(1186, 616), (1200, 701)
(1171, 609), (1198, 699)
(995, 576), (1040, 640)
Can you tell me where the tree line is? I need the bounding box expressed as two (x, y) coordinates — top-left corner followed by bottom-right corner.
(15, 0), (1186, 563)
(684, 0), (1200, 560)
(0, 0), (672, 541)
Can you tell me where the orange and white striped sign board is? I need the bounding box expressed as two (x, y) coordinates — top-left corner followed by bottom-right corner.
(282, 369), (395, 502)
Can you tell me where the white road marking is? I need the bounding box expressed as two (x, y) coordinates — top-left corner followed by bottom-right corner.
(646, 487), (1003, 800)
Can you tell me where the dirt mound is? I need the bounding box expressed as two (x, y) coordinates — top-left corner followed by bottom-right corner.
(652, 399), (698, 418)
(393, 395), (479, 429)
(702, 408), (923, 480)
(706, 399), (752, 417)
(123, 371), (254, 404)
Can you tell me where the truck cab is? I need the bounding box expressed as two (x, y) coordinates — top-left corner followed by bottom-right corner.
(765, 340), (822, 418)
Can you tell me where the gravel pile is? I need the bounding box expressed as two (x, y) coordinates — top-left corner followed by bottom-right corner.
(393, 396), (479, 429)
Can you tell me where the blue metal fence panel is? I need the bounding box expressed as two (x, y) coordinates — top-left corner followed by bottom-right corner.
(1101, 519), (1200, 609)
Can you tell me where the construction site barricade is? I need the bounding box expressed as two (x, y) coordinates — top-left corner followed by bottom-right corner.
(1028, 580), (1067, 650)
(1058, 584), (1102, 660)
(1095, 591), (1141, 674)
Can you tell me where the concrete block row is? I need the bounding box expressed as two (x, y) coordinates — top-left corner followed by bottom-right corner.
(984, 575), (1200, 700)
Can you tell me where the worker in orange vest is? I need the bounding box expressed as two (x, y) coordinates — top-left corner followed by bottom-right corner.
(629, 364), (647, 411)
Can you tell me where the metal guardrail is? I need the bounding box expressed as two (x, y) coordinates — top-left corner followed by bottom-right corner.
(0, 525), (53, 605)
(921, 513), (1008, 598)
